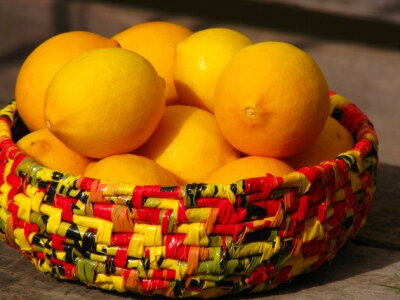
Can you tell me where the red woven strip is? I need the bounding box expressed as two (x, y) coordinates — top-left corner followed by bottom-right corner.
(135, 208), (161, 224)
(275, 266), (292, 283)
(212, 224), (245, 241)
(0, 116), (11, 126)
(114, 246), (128, 268)
(7, 202), (19, 228)
(248, 265), (269, 285)
(197, 197), (245, 224)
(18, 220), (39, 240)
(54, 196), (77, 223)
(10, 152), (27, 174)
(49, 257), (76, 280)
(341, 103), (369, 135)
(152, 269), (176, 281)
(111, 233), (133, 246)
(165, 234), (186, 258)
(6, 173), (22, 200)
(141, 278), (168, 293)
(161, 209), (172, 235)
(77, 177), (98, 191)
(50, 234), (67, 251)
(354, 139), (373, 158)
(93, 203), (113, 221)
(177, 199), (188, 223)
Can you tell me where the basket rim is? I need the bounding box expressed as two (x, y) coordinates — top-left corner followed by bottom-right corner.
(0, 92), (379, 198)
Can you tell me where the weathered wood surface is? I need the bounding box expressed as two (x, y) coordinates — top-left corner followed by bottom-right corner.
(0, 164), (399, 299)
(266, 0), (400, 24)
(354, 163), (400, 250)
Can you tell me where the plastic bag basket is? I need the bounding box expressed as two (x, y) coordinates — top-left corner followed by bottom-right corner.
(0, 92), (378, 298)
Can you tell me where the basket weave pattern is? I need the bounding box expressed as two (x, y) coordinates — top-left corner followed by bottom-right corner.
(0, 93), (378, 298)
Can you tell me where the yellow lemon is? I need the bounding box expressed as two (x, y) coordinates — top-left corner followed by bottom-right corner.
(214, 42), (330, 158)
(207, 156), (294, 184)
(174, 28), (252, 111)
(137, 105), (240, 184)
(17, 129), (91, 175)
(85, 154), (177, 185)
(285, 116), (355, 169)
(113, 21), (192, 105)
(44, 48), (165, 159)
(15, 31), (119, 131)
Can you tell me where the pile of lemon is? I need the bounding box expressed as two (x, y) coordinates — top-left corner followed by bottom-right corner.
(15, 22), (354, 185)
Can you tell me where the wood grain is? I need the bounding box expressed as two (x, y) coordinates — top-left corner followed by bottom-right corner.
(354, 163), (400, 250)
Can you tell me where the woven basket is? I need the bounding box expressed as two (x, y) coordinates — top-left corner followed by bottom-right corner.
(0, 92), (378, 298)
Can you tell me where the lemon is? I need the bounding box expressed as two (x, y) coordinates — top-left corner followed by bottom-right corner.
(15, 31), (119, 131)
(285, 116), (355, 169)
(17, 129), (91, 175)
(137, 105), (240, 184)
(85, 154), (177, 185)
(174, 28), (252, 111)
(113, 21), (192, 105)
(207, 156), (294, 184)
(44, 48), (165, 159)
(214, 42), (330, 158)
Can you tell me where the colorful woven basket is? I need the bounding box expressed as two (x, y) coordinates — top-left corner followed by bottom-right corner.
(0, 92), (378, 298)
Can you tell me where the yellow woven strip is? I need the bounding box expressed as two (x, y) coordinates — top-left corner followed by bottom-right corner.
(302, 217), (325, 242)
(0, 207), (9, 224)
(134, 223), (162, 247)
(281, 172), (311, 195)
(98, 181), (135, 197)
(3, 159), (13, 182)
(335, 189), (345, 202)
(40, 204), (62, 234)
(14, 228), (31, 251)
(95, 274), (126, 292)
(56, 222), (71, 237)
(230, 239), (280, 261)
(149, 246), (163, 269)
(329, 94), (349, 114)
(127, 233), (145, 257)
(326, 206), (334, 219)
(73, 215), (113, 245)
(14, 193), (32, 222)
(177, 223), (209, 246)
(33, 258), (52, 274)
(95, 244), (118, 256)
(286, 254), (319, 277)
(185, 207), (212, 223)
(0, 183), (12, 209)
(89, 252), (107, 263)
(157, 198), (179, 217)
(160, 258), (188, 280)
(0, 101), (15, 138)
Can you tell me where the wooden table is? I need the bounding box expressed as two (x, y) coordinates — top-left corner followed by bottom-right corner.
(1, 163), (399, 299)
